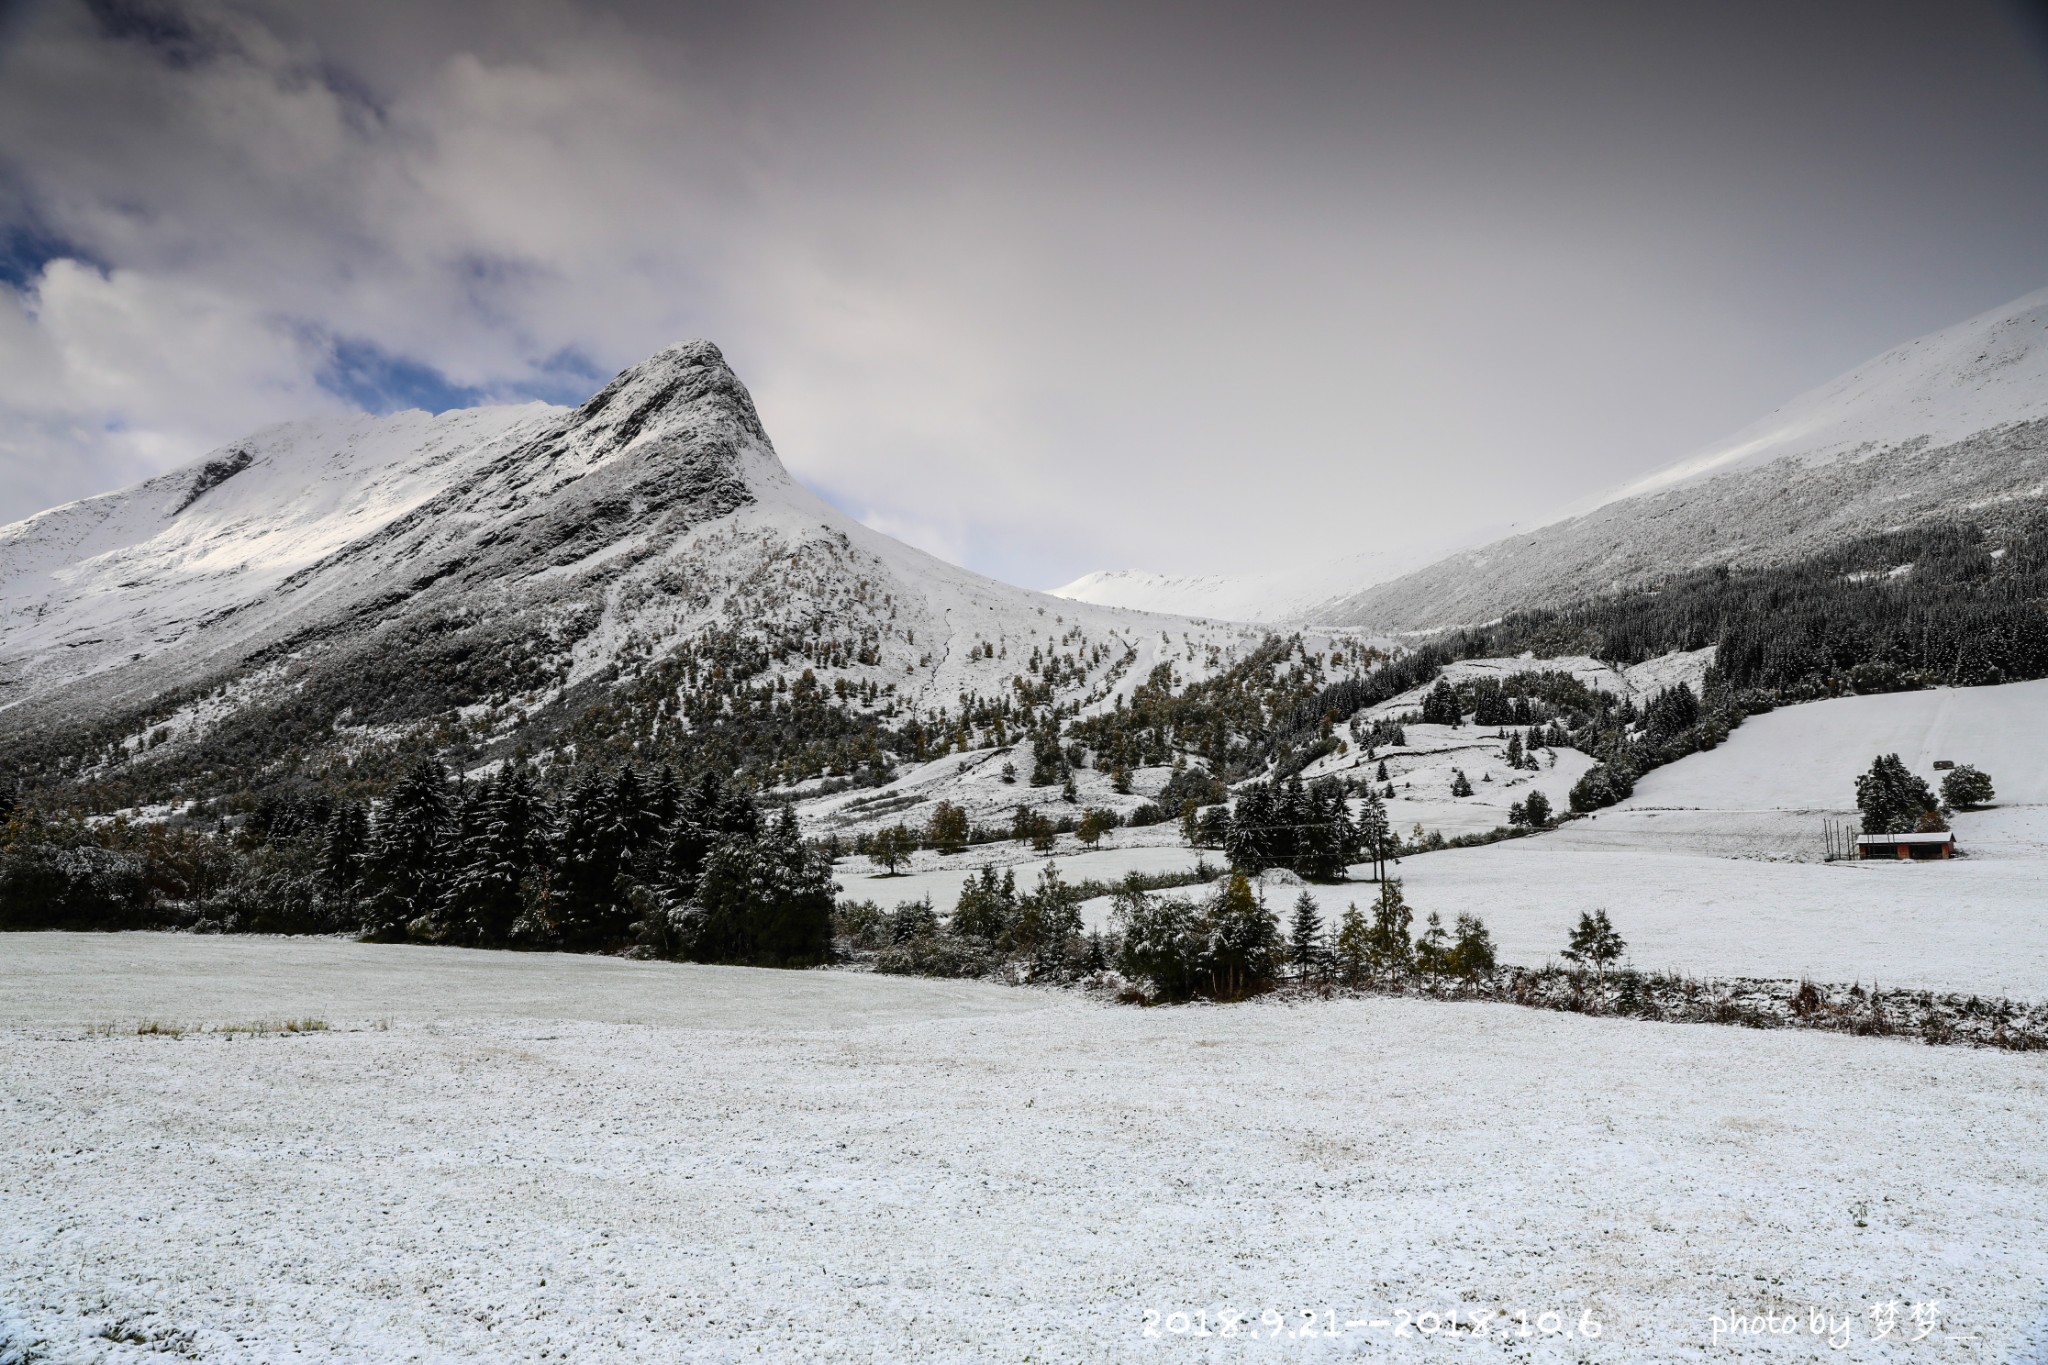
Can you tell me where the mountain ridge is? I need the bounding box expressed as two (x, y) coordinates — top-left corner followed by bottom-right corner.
(1306, 285), (2048, 630)
(0, 340), (1272, 809)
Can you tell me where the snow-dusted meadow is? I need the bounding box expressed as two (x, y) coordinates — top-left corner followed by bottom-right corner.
(9, 669), (2048, 1362)
(839, 680), (2048, 996)
(4, 934), (2047, 1364)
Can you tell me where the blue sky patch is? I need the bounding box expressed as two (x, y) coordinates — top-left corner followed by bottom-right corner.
(317, 337), (485, 415)
(0, 223), (98, 291)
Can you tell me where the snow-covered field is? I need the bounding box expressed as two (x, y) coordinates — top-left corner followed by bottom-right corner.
(842, 682), (2048, 998)
(4, 934), (2046, 1364)
(1624, 679), (2048, 811)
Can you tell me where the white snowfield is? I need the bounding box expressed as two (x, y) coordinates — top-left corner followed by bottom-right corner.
(4, 934), (2046, 1364)
(1288, 680), (2048, 997)
(843, 680), (2048, 998)
(1624, 678), (2048, 811)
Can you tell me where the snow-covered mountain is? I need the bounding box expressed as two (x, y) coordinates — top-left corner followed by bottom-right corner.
(0, 342), (1266, 791)
(1306, 285), (2048, 630)
(1049, 544), (1441, 624)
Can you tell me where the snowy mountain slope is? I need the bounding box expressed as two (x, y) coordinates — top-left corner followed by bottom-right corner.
(1306, 286), (2048, 630)
(0, 341), (1275, 796)
(0, 403), (559, 709)
(1049, 544), (1441, 623)
(1603, 285), (2048, 503)
(1623, 677), (2048, 811)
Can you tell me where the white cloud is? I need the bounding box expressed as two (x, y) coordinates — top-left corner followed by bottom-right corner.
(1, 0), (2043, 582)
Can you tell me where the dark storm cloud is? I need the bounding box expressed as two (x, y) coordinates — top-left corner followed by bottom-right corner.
(2, 0), (2046, 585)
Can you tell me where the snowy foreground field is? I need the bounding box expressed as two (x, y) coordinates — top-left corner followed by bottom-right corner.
(5, 935), (2048, 1363)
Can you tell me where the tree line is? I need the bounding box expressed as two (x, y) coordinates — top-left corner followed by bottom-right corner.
(0, 762), (835, 966)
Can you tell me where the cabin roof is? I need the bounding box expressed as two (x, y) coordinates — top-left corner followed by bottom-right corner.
(1855, 832), (1955, 844)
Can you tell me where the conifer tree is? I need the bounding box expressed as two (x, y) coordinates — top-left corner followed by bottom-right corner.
(1355, 787), (1391, 881)
(318, 800), (370, 909)
(1019, 864), (1084, 976)
(1561, 909), (1626, 980)
(1206, 872), (1278, 999)
(951, 866), (1018, 945)
(1420, 678), (1462, 727)
(1333, 902), (1370, 986)
(362, 759), (453, 940)
(677, 806), (834, 966)
(552, 769), (630, 948)
(1448, 913), (1497, 978)
(1030, 727), (1069, 787)
(440, 767), (548, 946)
(1855, 754), (1939, 835)
(1111, 886), (1206, 1001)
(1363, 878), (1413, 982)
(1414, 911), (1451, 981)
(1287, 890), (1324, 979)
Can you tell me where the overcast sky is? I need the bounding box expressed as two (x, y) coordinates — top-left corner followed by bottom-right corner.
(4, 0), (2047, 588)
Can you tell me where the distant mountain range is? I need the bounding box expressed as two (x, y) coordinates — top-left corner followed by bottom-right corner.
(7, 286), (2046, 813)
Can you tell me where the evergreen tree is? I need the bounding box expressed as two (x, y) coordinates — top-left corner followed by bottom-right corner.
(660, 771), (758, 898)
(1522, 789), (1552, 827)
(1287, 890), (1324, 978)
(1504, 732), (1524, 768)
(1561, 909), (1626, 980)
(1355, 786), (1391, 881)
(1205, 872), (1279, 999)
(1363, 878), (1413, 982)
(1448, 913), (1497, 977)
(1112, 886), (1206, 1001)
(1420, 678), (1462, 727)
(318, 800), (370, 909)
(361, 759), (452, 939)
(1018, 863), (1084, 976)
(1333, 902), (1370, 986)
(1224, 783), (1277, 873)
(1644, 683), (1701, 740)
(1449, 769), (1474, 798)
(675, 806), (834, 966)
(1414, 911), (1451, 981)
(604, 766), (664, 876)
(1854, 753), (1939, 835)
(440, 767), (548, 946)
(1030, 727), (1069, 787)
(951, 866), (1018, 945)
(1294, 778), (1356, 880)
